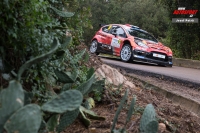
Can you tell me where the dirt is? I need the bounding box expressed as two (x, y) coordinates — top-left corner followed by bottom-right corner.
(2, 44), (199, 133)
(64, 45), (200, 133)
(127, 73), (200, 105)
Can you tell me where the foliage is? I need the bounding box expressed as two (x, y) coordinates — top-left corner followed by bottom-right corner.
(0, 0), (106, 132)
(111, 89), (158, 133)
(79, 106), (106, 127)
(140, 104), (158, 133)
(111, 89), (136, 133)
(0, 38), (105, 132)
(82, 0), (199, 60)
(0, 0), (92, 96)
(158, 0), (200, 59)
(81, 0), (169, 44)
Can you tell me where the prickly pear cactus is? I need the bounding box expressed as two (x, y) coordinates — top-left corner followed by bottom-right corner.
(62, 83), (73, 91)
(83, 97), (95, 109)
(4, 104), (42, 133)
(0, 80), (24, 132)
(111, 89), (129, 132)
(79, 106), (105, 127)
(41, 90), (83, 113)
(80, 106), (105, 121)
(139, 104), (158, 133)
(57, 108), (80, 132)
(76, 74), (95, 95)
(125, 97), (136, 125)
(17, 38), (59, 81)
(145, 120), (158, 133)
(47, 114), (60, 132)
(54, 70), (74, 83)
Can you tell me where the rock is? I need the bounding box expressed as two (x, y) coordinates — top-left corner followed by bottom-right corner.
(111, 87), (118, 91)
(158, 123), (166, 133)
(89, 127), (97, 133)
(124, 81), (136, 88)
(95, 64), (125, 86)
(95, 64), (137, 91)
(96, 68), (106, 78)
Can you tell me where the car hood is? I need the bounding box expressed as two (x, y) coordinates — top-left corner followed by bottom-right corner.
(144, 40), (170, 52)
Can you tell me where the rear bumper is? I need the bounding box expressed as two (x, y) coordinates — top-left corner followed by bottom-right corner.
(132, 50), (173, 66)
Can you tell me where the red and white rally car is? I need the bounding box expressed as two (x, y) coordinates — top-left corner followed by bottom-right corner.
(90, 24), (173, 67)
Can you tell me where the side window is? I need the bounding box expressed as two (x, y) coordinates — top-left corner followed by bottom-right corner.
(115, 27), (126, 38)
(102, 26), (109, 33)
(110, 26), (117, 33)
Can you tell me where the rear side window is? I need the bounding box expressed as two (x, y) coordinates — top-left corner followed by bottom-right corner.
(110, 26), (126, 38)
(102, 26), (110, 33)
(115, 27), (126, 38)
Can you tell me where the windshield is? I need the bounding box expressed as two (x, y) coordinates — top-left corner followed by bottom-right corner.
(126, 27), (158, 43)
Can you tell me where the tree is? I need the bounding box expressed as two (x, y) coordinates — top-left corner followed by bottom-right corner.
(82, 0), (169, 43)
(159, 0), (200, 59)
(0, 0), (92, 98)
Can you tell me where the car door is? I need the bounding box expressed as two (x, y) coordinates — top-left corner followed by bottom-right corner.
(110, 26), (127, 56)
(99, 25), (113, 54)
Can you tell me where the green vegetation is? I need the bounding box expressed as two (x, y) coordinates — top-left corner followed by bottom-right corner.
(0, 0), (199, 132)
(0, 0), (104, 132)
(0, 35), (105, 132)
(81, 0), (200, 60)
(111, 89), (158, 133)
(159, 0), (200, 59)
(140, 104), (158, 133)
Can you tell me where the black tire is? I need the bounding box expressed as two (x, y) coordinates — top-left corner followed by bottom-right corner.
(120, 44), (133, 62)
(90, 40), (99, 55)
(168, 64), (173, 67)
(159, 64), (173, 67)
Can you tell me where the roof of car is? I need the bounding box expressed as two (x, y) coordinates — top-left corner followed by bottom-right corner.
(103, 24), (148, 33)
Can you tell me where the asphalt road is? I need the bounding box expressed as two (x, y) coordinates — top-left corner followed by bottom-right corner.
(101, 57), (200, 84)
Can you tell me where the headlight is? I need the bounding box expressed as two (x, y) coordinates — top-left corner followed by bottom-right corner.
(136, 41), (148, 48)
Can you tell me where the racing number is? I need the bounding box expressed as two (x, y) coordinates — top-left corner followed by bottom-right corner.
(111, 38), (121, 48)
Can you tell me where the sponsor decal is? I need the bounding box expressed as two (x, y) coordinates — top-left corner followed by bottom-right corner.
(111, 38), (120, 48)
(173, 7), (198, 17)
(172, 7), (198, 23)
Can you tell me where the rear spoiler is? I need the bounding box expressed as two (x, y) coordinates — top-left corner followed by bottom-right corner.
(99, 24), (106, 27)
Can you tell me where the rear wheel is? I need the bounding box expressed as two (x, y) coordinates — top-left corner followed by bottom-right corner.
(120, 44), (133, 62)
(90, 40), (99, 55)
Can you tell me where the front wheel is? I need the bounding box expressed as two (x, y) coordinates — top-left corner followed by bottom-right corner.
(90, 40), (99, 55)
(120, 44), (133, 62)
(168, 64), (173, 67)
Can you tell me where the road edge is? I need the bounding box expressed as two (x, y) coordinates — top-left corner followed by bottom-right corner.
(127, 73), (200, 118)
(106, 63), (200, 117)
(173, 58), (200, 69)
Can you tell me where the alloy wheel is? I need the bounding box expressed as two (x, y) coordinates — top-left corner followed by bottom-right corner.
(120, 45), (132, 62)
(90, 41), (98, 53)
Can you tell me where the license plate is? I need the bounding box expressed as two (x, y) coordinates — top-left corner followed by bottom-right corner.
(153, 53), (165, 59)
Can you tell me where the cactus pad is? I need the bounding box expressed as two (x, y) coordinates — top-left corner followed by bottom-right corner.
(47, 114), (60, 132)
(57, 108), (80, 132)
(54, 70), (74, 83)
(76, 74), (95, 95)
(0, 80), (24, 132)
(4, 104), (42, 133)
(41, 90), (83, 113)
(111, 89), (128, 132)
(80, 106), (105, 120)
(139, 104), (158, 133)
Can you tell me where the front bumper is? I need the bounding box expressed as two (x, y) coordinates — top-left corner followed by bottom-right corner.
(132, 50), (173, 66)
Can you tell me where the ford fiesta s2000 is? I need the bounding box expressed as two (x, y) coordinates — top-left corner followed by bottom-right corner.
(90, 24), (173, 67)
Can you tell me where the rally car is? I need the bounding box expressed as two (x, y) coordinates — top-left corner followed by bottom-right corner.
(90, 24), (173, 67)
